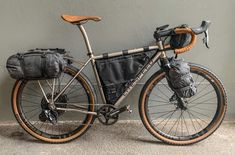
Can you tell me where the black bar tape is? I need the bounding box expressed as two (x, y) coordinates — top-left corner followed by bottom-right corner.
(102, 53), (109, 59)
(143, 46), (150, 52)
(122, 49), (128, 55)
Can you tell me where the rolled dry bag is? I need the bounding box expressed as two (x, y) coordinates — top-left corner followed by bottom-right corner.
(6, 49), (67, 80)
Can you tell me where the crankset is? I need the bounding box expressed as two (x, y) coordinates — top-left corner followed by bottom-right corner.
(97, 105), (132, 125)
(97, 105), (118, 125)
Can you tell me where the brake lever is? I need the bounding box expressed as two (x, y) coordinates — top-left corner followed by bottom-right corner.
(203, 29), (210, 49)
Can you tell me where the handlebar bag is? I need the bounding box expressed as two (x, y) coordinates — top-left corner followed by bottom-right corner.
(6, 49), (67, 80)
(166, 58), (197, 98)
(170, 24), (191, 49)
(95, 51), (156, 104)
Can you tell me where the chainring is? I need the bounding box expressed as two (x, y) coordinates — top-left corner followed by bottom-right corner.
(97, 105), (119, 125)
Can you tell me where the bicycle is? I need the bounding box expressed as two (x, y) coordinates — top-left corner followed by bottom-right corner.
(11, 15), (227, 145)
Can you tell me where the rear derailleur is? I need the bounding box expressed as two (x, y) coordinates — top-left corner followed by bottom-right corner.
(39, 93), (68, 125)
(97, 105), (132, 125)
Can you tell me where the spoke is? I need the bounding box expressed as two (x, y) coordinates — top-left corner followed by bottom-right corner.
(148, 103), (172, 108)
(174, 115), (181, 136)
(32, 119), (41, 126)
(152, 110), (177, 120)
(66, 86), (83, 96)
(195, 78), (206, 88)
(65, 80), (79, 94)
(192, 83), (211, 98)
(186, 110), (197, 132)
(46, 80), (53, 90)
(189, 109), (211, 118)
(27, 110), (41, 120)
(159, 110), (177, 131)
(157, 87), (170, 100)
(24, 107), (40, 114)
(187, 110), (208, 126)
(60, 73), (66, 85)
(181, 111), (183, 137)
(189, 90), (215, 103)
(149, 99), (170, 103)
(189, 106), (215, 112)
(58, 124), (61, 135)
(155, 111), (177, 126)
(25, 86), (41, 95)
(160, 81), (173, 93)
(194, 74), (199, 83)
(188, 97), (217, 108)
(182, 114), (189, 135)
(67, 93), (87, 99)
(23, 92), (42, 98)
(152, 93), (169, 102)
(21, 99), (40, 105)
(44, 123), (49, 133)
(188, 111), (203, 129)
(22, 105), (39, 108)
(188, 102), (216, 106)
(150, 110), (176, 115)
(51, 124), (54, 135)
(39, 122), (45, 130)
(168, 111), (183, 134)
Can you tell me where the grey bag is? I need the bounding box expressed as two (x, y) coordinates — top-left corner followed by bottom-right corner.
(167, 58), (197, 98)
(6, 49), (67, 80)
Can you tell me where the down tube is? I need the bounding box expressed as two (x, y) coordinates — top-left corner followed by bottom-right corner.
(114, 52), (162, 107)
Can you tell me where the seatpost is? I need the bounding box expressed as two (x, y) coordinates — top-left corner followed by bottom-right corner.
(77, 24), (93, 57)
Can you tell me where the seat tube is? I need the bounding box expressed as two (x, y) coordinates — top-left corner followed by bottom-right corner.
(78, 24), (93, 56)
(77, 24), (107, 104)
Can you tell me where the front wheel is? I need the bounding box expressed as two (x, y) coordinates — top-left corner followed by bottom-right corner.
(139, 63), (227, 145)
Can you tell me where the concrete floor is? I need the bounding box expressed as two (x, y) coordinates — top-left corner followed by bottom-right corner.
(0, 121), (235, 155)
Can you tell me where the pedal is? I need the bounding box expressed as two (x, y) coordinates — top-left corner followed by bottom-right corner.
(126, 105), (132, 113)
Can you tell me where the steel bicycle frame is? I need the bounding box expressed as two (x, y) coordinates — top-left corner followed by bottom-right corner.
(43, 24), (167, 115)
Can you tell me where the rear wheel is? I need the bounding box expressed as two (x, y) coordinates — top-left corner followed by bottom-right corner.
(12, 66), (96, 143)
(139, 63), (227, 145)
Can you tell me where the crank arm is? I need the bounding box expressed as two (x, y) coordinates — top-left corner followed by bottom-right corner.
(108, 105), (132, 117)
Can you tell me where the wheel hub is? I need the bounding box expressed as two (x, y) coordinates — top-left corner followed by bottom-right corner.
(39, 93), (68, 124)
(169, 94), (187, 110)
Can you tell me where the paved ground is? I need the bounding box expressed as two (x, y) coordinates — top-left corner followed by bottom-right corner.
(0, 121), (235, 155)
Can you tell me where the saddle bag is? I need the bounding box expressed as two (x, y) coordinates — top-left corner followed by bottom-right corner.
(95, 51), (156, 104)
(166, 58), (197, 98)
(6, 48), (68, 80)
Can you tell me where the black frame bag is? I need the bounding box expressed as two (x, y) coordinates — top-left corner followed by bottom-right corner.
(95, 51), (156, 104)
(6, 49), (67, 80)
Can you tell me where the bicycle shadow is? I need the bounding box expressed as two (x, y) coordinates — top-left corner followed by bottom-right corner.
(89, 122), (167, 145)
(0, 124), (45, 144)
(0, 122), (167, 145)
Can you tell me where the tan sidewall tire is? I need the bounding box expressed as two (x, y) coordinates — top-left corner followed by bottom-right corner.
(12, 67), (95, 143)
(139, 64), (227, 145)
